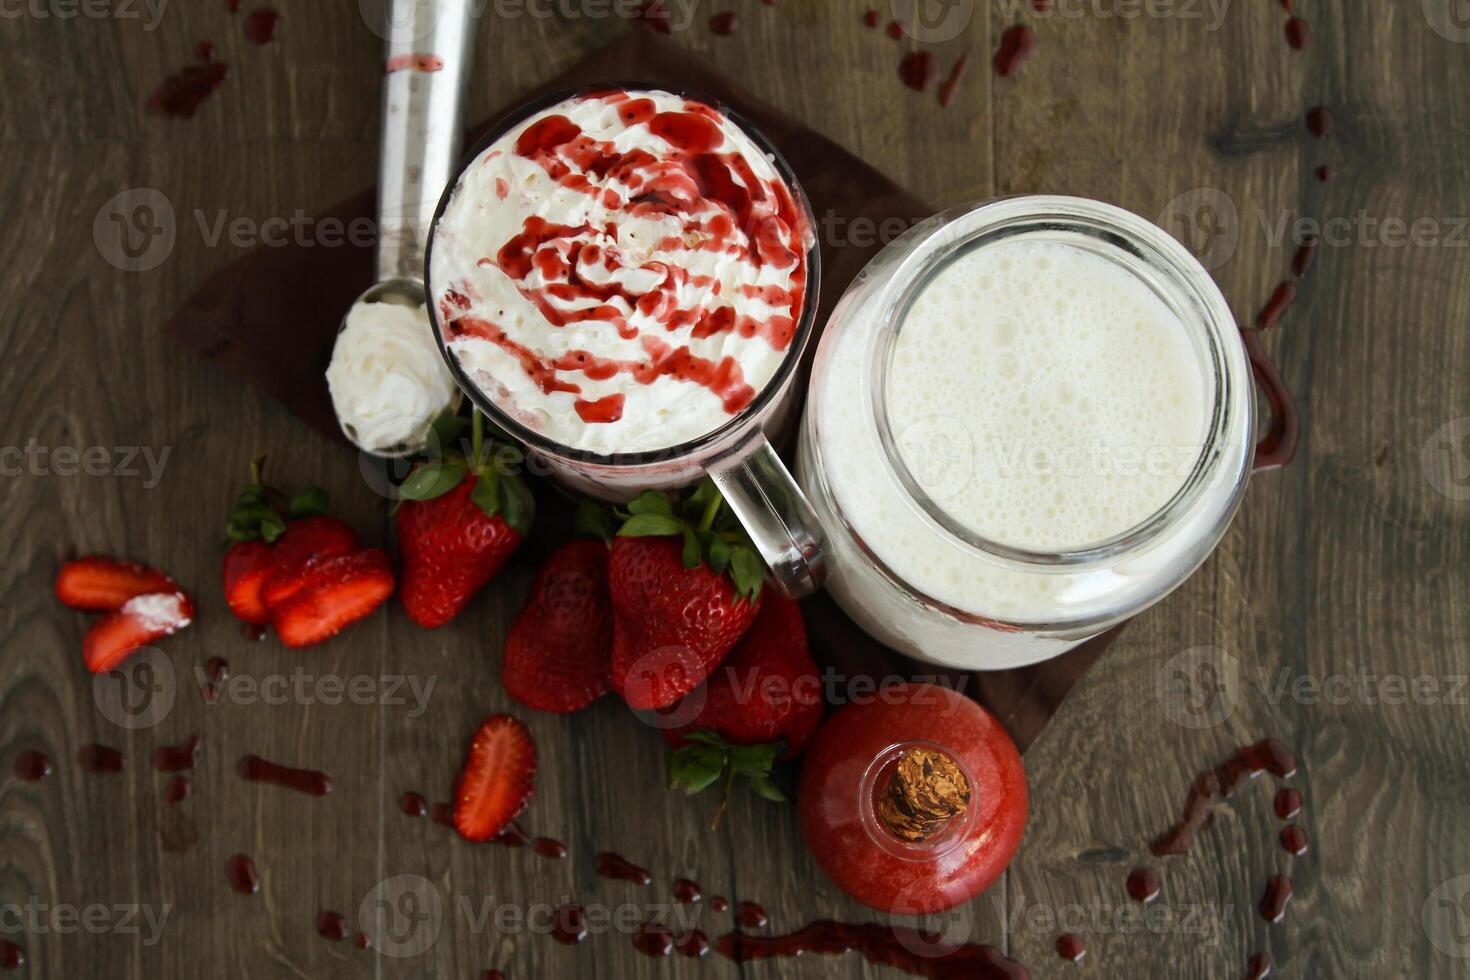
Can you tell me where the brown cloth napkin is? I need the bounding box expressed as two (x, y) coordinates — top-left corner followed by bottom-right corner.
(168, 28), (1120, 753)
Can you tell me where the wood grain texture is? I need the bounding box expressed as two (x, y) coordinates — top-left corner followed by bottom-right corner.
(2, 1), (1467, 978)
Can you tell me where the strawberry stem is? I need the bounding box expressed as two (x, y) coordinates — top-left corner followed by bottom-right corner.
(696, 490), (722, 533)
(471, 410), (485, 469)
(709, 761), (735, 831)
(250, 455), (266, 486)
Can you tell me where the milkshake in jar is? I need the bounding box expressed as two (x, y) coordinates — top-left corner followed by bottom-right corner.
(427, 87), (826, 596)
(798, 197), (1255, 669)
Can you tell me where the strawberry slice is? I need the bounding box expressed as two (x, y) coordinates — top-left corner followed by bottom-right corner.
(453, 715), (536, 842)
(268, 549), (394, 648)
(258, 517), (360, 610)
(221, 541), (276, 624)
(56, 557), (176, 611)
(83, 591), (195, 673)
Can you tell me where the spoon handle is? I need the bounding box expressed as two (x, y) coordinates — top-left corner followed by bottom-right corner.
(372, 0), (478, 285)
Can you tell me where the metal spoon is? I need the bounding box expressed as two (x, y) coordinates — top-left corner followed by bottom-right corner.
(330, 0), (477, 457)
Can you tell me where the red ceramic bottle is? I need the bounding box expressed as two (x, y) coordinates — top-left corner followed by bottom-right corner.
(798, 682), (1027, 914)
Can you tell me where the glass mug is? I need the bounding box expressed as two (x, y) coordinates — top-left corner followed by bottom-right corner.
(424, 87), (826, 598)
(798, 196), (1294, 670)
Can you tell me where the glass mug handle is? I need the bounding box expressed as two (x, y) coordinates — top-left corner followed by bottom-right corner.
(705, 434), (828, 599)
(1241, 329), (1300, 474)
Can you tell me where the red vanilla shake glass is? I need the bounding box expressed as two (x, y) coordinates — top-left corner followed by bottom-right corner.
(427, 86), (826, 596)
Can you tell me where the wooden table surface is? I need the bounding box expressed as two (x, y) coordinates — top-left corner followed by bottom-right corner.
(3, 1), (1468, 977)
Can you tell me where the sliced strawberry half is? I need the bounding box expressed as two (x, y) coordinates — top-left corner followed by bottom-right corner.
(258, 517), (361, 610)
(268, 549), (394, 649)
(222, 541), (276, 625)
(56, 556), (176, 611)
(83, 591), (195, 674)
(453, 715), (536, 842)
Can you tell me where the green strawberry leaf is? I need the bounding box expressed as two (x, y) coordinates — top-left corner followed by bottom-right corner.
(499, 473), (536, 536)
(618, 514), (687, 538)
(627, 491), (676, 519)
(681, 728), (727, 747)
(683, 478), (722, 522)
(574, 500), (615, 542)
(470, 465), (502, 519)
(665, 730), (789, 828)
(259, 511), (288, 544)
(747, 771), (788, 803)
(729, 741), (783, 777)
(287, 486), (329, 519)
(399, 460), (467, 502)
(681, 528), (702, 569)
(729, 546), (765, 603)
(430, 413), (469, 455)
(669, 745), (726, 795)
(700, 530), (731, 575)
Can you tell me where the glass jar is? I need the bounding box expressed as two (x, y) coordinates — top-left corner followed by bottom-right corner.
(797, 196), (1264, 669)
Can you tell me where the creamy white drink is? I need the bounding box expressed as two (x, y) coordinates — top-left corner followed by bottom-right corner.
(799, 199), (1254, 669)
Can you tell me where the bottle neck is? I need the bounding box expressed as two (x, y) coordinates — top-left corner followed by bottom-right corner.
(858, 740), (977, 862)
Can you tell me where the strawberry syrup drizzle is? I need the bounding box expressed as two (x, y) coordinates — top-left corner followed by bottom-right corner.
(202, 656), (229, 702)
(442, 94), (808, 422)
(994, 25), (1036, 78)
(238, 754), (332, 796)
(243, 8), (281, 45)
(165, 775), (190, 804)
(154, 735), (201, 772)
(14, 750), (50, 781)
(78, 744), (124, 773)
(227, 855), (260, 895)
(0, 941), (22, 970)
(595, 852), (652, 885)
(714, 922), (1030, 979)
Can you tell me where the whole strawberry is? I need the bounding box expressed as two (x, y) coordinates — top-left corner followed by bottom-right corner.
(396, 413), (534, 629)
(609, 481), (765, 711)
(502, 536), (613, 714)
(664, 595), (823, 760)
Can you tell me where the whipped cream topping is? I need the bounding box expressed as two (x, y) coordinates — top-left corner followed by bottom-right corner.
(327, 298), (460, 452)
(430, 88), (813, 455)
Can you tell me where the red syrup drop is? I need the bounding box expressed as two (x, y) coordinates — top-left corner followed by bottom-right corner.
(1280, 825), (1309, 857)
(899, 51), (939, 92)
(195, 40), (216, 63)
(673, 878), (702, 903)
(1315, 164), (1335, 182)
(154, 735), (200, 772)
(710, 896), (729, 913)
(938, 55), (969, 107)
(1290, 238), (1318, 277)
(1255, 282), (1298, 331)
(574, 393), (625, 424)
(0, 941), (23, 970)
(1274, 787), (1303, 820)
(595, 852), (652, 885)
(886, 20), (904, 39)
(165, 775), (190, 804)
(238, 755), (332, 796)
(1284, 16), (1310, 50)
(481, 972), (505, 980)
(736, 901), (768, 929)
(637, 0), (672, 33)
(354, 933), (370, 949)
(496, 822), (529, 848)
(1151, 739), (1297, 856)
(401, 791), (429, 817)
(1055, 933), (1086, 962)
(14, 750), (50, 782)
(1259, 875), (1293, 923)
(715, 922), (1030, 979)
(225, 0), (241, 11)
(633, 921), (674, 957)
(203, 657), (229, 703)
(244, 8), (280, 45)
(147, 60), (228, 119)
(317, 910), (349, 941)
(228, 854), (260, 895)
(710, 11), (737, 34)
(863, 9), (880, 27)
(533, 837), (568, 860)
(552, 904), (588, 944)
(1306, 105), (1334, 138)
(1245, 951), (1273, 979)
(994, 25), (1036, 78)
(677, 930), (710, 957)
(79, 744), (124, 773)
(1126, 868), (1161, 904)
